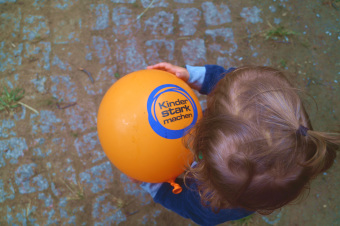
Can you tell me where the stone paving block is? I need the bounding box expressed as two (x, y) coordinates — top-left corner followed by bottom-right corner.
(0, 9), (21, 38)
(116, 38), (147, 73)
(0, 0), (16, 3)
(92, 36), (112, 64)
(15, 163), (49, 194)
(74, 131), (106, 163)
(59, 204), (84, 225)
(145, 39), (175, 65)
(32, 146), (52, 158)
(174, 0), (193, 3)
(23, 42), (51, 71)
(0, 179), (15, 203)
(269, 5), (276, 13)
(92, 193), (126, 225)
(91, 4), (110, 30)
(84, 65), (117, 95)
(240, 6), (263, 24)
(53, 18), (82, 44)
(177, 8), (201, 36)
(12, 105), (26, 122)
(32, 0), (46, 9)
(66, 106), (96, 132)
(84, 45), (93, 61)
(144, 11), (174, 36)
(0, 137), (27, 167)
(140, 209), (162, 225)
(31, 110), (62, 134)
(22, 15), (50, 41)
(38, 193), (53, 208)
(112, 6), (141, 36)
(40, 208), (59, 225)
(111, 0), (136, 3)
(51, 137), (67, 154)
(201, 2), (232, 26)
(52, 54), (72, 71)
(181, 38), (206, 65)
(5, 204), (34, 226)
(205, 28), (238, 55)
(52, 0), (78, 10)
(141, 0), (168, 8)
(274, 18), (281, 24)
(50, 75), (77, 102)
(216, 56), (234, 69)
(120, 174), (151, 205)
(65, 208), (84, 225)
(0, 119), (16, 138)
(79, 161), (113, 193)
(0, 42), (23, 72)
(56, 160), (77, 185)
(31, 77), (47, 93)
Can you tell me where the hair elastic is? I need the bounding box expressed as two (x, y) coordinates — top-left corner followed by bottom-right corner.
(297, 125), (309, 136)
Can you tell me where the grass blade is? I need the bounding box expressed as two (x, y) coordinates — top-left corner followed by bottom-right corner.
(18, 101), (39, 115)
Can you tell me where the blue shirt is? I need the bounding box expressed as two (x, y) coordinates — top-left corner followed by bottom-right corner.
(153, 178), (253, 226)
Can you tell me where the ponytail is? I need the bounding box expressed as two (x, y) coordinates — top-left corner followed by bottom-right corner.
(303, 130), (339, 174)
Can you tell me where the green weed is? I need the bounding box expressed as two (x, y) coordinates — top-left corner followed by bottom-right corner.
(62, 179), (85, 200)
(132, 1), (139, 8)
(46, 97), (57, 106)
(90, 126), (97, 131)
(299, 39), (311, 48)
(71, 132), (79, 138)
(114, 73), (120, 78)
(109, 194), (136, 211)
(279, 59), (287, 68)
(38, 96), (57, 107)
(265, 26), (296, 40)
(26, 200), (32, 217)
(0, 85), (39, 114)
(233, 214), (254, 226)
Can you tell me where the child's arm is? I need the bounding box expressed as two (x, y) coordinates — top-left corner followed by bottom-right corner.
(200, 65), (235, 94)
(147, 62), (235, 94)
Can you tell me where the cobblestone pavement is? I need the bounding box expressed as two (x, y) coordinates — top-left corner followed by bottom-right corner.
(0, 0), (339, 225)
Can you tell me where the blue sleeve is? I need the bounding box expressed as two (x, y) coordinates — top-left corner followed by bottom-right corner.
(200, 65), (236, 95)
(186, 65), (206, 91)
(140, 182), (163, 198)
(186, 65), (236, 95)
(153, 179), (253, 226)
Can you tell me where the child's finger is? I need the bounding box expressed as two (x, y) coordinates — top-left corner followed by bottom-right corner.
(147, 62), (175, 72)
(146, 63), (164, 69)
(147, 62), (189, 81)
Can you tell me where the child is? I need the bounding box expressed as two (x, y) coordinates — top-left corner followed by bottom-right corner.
(139, 62), (339, 225)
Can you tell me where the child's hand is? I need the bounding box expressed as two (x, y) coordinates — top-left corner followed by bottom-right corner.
(147, 62), (190, 82)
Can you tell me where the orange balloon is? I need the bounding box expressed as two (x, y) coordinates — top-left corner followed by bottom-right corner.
(97, 69), (202, 193)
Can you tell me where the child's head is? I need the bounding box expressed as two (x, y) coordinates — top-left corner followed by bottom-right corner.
(186, 66), (339, 213)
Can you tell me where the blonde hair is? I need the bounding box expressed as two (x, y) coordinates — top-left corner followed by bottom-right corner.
(185, 66), (339, 213)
